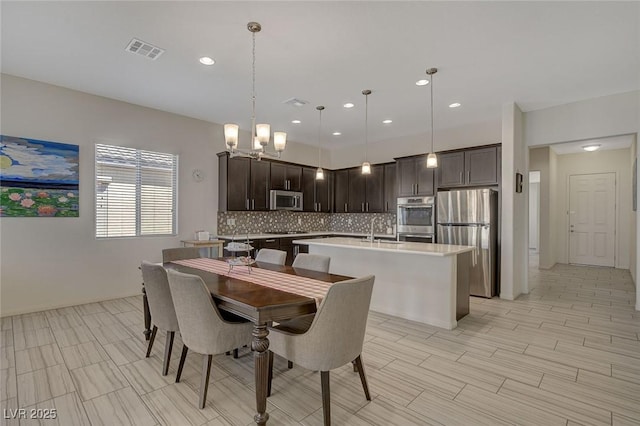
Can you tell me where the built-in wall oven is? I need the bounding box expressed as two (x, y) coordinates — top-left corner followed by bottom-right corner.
(397, 196), (435, 242)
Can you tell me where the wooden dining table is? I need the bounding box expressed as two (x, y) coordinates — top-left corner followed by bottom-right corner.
(142, 259), (351, 425)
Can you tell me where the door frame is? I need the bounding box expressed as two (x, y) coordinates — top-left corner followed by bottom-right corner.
(566, 172), (617, 267)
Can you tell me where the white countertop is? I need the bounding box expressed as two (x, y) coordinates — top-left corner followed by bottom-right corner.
(293, 237), (474, 257)
(217, 231), (398, 240)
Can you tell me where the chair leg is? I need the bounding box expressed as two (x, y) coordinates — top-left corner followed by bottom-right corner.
(199, 354), (213, 409)
(267, 351), (274, 397)
(320, 371), (331, 426)
(233, 348), (239, 359)
(287, 360), (293, 369)
(352, 360), (357, 372)
(145, 326), (157, 358)
(175, 345), (188, 383)
(162, 331), (175, 376)
(354, 355), (371, 401)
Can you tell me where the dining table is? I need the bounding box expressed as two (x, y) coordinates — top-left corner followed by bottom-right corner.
(142, 258), (351, 425)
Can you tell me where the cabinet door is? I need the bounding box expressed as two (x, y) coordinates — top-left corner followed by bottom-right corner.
(365, 165), (385, 212)
(227, 157), (250, 211)
(316, 171), (331, 213)
(250, 160), (271, 210)
(437, 151), (465, 188)
(416, 160), (435, 196)
(286, 165), (302, 191)
(334, 170), (349, 213)
(466, 146), (498, 185)
(384, 163), (397, 213)
(301, 167), (316, 212)
(270, 163), (287, 190)
(396, 157), (417, 196)
(348, 168), (367, 212)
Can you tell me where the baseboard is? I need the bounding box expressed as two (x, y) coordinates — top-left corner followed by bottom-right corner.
(0, 292), (142, 318)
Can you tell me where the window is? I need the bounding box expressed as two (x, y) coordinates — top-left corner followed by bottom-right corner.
(95, 144), (177, 238)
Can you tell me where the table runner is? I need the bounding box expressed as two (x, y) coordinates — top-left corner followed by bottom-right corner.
(171, 258), (334, 305)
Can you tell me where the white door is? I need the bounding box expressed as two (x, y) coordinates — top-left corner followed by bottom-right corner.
(568, 173), (616, 267)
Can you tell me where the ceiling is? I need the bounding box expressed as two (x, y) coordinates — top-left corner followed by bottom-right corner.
(2, 2), (639, 150)
(549, 134), (634, 155)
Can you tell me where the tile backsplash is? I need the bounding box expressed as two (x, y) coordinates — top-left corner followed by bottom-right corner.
(217, 211), (396, 236)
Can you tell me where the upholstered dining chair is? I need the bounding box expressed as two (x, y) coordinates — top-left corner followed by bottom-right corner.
(166, 269), (254, 409)
(140, 261), (181, 376)
(162, 247), (202, 263)
(292, 253), (331, 273)
(267, 275), (375, 426)
(254, 248), (287, 265)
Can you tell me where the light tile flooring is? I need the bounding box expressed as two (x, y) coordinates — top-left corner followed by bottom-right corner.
(1, 262), (639, 425)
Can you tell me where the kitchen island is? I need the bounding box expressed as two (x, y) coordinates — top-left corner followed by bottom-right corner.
(293, 237), (474, 330)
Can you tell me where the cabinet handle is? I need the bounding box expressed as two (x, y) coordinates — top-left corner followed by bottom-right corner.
(459, 172), (463, 183)
(246, 199), (250, 210)
(345, 203), (348, 212)
(415, 184), (418, 195)
(467, 171), (470, 183)
(265, 239), (276, 243)
(386, 201), (389, 212)
(366, 202), (369, 212)
(361, 202), (365, 212)
(319, 202), (321, 211)
(252, 199), (255, 210)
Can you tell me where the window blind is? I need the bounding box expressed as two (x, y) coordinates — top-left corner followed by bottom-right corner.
(95, 144), (177, 238)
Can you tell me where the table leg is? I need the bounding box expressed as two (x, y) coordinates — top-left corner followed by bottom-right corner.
(252, 322), (270, 425)
(142, 285), (151, 341)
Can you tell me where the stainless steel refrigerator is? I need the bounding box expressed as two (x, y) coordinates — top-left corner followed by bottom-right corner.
(437, 189), (498, 298)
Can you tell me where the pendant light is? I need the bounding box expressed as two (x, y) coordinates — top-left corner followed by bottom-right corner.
(223, 22), (287, 159)
(361, 89), (372, 175)
(426, 68), (438, 168)
(315, 106), (325, 180)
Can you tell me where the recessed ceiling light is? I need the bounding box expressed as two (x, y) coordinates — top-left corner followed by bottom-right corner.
(382, 119), (393, 124)
(583, 144), (601, 152)
(199, 56), (215, 65)
(291, 120), (301, 124)
(332, 132), (342, 136)
(343, 103), (354, 108)
(416, 79), (429, 86)
(449, 103), (461, 108)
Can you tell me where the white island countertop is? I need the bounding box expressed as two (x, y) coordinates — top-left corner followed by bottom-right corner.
(293, 237), (474, 257)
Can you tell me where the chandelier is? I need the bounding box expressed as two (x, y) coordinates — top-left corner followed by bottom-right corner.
(224, 22), (286, 159)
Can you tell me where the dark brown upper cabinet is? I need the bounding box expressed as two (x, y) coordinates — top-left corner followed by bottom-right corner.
(301, 167), (332, 212)
(270, 163), (302, 191)
(437, 146), (499, 188)
(383, 163), (397, 213)
(396, 155), (435, 197)
(334, 169), (349, 213)
(347, 166), (384, 213)
(218, 152), (270, 211)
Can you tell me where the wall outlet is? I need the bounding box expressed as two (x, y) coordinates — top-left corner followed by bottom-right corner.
(298, 217), (302, 225)
(386, 227), (393, 234)
(227, 218), (235, 226)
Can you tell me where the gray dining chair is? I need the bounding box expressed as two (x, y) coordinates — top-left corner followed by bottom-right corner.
(292, 253), (331, 273)
(267, 275), (375, 426)
(255, 248), (287, 265)
(162, 247), (202, 263)
(140, 261), (180, 376)
(166, 269), (254, 409)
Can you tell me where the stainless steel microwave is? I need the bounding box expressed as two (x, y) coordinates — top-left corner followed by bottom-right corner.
(269, 190), (303, 211)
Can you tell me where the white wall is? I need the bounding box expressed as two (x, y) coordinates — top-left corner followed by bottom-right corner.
(328, 119), (501, 169)
(553, 149), (632, 269)
(525, 90), (640, 147)
(529, 147), (556, 268)
(529, 181), (539, 251)
(0, 75), (320, 316)
(500, 102), (528, 300)
(630, 137), (637, 284)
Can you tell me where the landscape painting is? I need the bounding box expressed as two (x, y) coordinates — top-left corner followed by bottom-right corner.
(0, 135), (79, 217)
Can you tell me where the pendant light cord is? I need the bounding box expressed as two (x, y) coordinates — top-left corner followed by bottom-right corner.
(365, 92), (369, 162)
(318, 108), (322, 167)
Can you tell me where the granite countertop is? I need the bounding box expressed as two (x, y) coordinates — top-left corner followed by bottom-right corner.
(293, 237), (474, 257)
(217, 231), (398, 240)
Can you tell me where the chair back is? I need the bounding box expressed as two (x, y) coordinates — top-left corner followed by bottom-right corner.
(166, 269), (249, 355)
(293, 275), (374, 371)
(140, 261), (179, 332)
(292, 254), (331, 273)
(162, 247), (202, 263)
(255, 248), (287, 265)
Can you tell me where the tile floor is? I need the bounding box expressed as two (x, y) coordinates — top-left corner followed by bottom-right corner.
(1, 262), (639, 425)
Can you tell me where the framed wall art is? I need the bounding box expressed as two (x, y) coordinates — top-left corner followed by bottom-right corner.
(0, 135), (79, 217)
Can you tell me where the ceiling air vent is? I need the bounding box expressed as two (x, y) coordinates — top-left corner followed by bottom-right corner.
(125, 38), (165, 60)
(283, 97), (309, 108)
